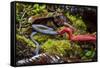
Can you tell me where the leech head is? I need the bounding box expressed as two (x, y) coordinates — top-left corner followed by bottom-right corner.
(58, 27), (73, 40)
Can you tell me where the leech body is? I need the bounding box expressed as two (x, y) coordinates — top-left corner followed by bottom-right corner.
(58, 27), (96, 42)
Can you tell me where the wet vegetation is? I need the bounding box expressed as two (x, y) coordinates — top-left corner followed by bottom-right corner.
(16, 3), (97, 65)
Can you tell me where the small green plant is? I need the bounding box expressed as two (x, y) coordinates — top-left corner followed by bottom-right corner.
(32, 4), (47, 15)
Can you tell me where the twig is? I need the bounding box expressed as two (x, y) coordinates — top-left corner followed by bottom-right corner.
(19, 9), (26, 34)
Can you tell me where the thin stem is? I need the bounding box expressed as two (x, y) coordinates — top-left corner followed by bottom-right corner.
(19, 9), (26, 34)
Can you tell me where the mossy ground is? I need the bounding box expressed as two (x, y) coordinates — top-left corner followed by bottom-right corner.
(16, 3), (96, 63)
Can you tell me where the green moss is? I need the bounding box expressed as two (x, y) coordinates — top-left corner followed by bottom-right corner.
(16, 34), (36, 48)
(32, 4), (47, 15)
(85, 50), (95, 58)
(41, 39), (83, 57)
(41, 39), (71, 56)
(81, 50), (95, 60)
(32, 33), (66, 44)
(65, 12), (87, 34)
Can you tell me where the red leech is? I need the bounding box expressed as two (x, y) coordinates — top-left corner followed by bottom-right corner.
(58, 27), (96, 42)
